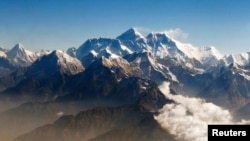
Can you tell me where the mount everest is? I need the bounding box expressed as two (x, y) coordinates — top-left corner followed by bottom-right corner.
(0, 28), (250, 141)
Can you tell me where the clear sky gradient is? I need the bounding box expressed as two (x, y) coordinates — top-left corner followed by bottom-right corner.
(0, 0), (250, 54)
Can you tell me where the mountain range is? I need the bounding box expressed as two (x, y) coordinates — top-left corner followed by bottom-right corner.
(0, 28), (250, 141)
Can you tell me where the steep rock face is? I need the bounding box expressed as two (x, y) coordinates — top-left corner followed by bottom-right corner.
(124, 51), (171, 83)
(80, 50), (99, 68)
(40, 50), (84, 75)
(117, 28), (149, 52)
(147, 32), (184, 59)
(61, 56), (167, 105)
(27, 50), (84, 78)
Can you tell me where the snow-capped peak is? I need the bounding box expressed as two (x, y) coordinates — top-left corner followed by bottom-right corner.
(6, 43), (37, 66)
(223, 52), (250, 66)
(199, 46), (223, 59)
(8, 43), (25, 56)
(171, 39), (224, 65)
(51, 50), (73, 61)
(49, 50), (84, 74)
(13, 43), (24, 50)
(146, 32), (224, 65)
(7, 43), (35, 57)
(117, 28), (144, 41)
(147, 32), (172, 43)
(74, 28), (250, 69)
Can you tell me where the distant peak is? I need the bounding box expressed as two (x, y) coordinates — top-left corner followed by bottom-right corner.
(117, 28), (144, 40)
(147, 32), (173, 44)
(147, 32), (170, 39)
(49, 50), (75, 62)
(7, 43), (26, 56)
(13, 43), (25, 50)
(127, 27), (141, 35)
(51, 50), (64, 56)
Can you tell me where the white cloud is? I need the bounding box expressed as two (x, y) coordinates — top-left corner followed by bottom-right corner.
(155, 82), (250, 141)
(134, 27), (188, 40)
(164, 28), (188, 40)
(133, 27), (153, 35)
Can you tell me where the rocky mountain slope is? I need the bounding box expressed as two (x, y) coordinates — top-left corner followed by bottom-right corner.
(0, 28), (250, 141)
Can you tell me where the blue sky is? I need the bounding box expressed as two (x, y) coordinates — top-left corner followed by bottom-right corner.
(0, 0), (250, 54)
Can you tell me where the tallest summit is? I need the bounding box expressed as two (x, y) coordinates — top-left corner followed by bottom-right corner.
(117, 28), (144, 41)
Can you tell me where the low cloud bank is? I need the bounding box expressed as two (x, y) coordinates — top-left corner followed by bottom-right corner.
(155, 82), (249, 141)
